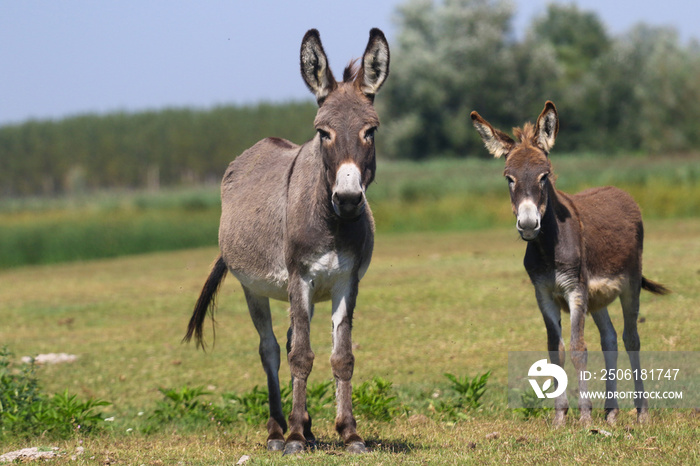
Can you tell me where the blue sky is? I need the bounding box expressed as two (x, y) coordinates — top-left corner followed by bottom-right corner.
(1, 0), (698, 126)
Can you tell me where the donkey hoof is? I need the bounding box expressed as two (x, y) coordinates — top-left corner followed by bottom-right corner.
(605, 408), (619, 425)
(552, 413), (566, 428)
(346, 441), (367, 454)
(282, 440), (306, 456)
(267, 439), (285, 452)
(637, 410), (649, 424)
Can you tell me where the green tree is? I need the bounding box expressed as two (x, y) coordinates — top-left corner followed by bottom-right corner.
(380, 0), (560, 159)
(380, 0), (516, 159)
(529, 3), (610, 83)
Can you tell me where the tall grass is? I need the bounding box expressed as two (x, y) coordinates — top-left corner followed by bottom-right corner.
(0, 188), (221, 268)
(1, 153), (698, 268)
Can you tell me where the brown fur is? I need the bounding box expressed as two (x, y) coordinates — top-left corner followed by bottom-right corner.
(471, 101), (669, 427)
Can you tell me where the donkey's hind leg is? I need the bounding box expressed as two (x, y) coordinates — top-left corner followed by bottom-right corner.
(591, 307), (620, 423)
(620, 285), (649, 422)
(243, 287), (287, 451)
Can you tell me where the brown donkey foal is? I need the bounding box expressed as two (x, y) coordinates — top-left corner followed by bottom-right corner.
(471, 101), (669, 426)
(184, 29), (389, 454)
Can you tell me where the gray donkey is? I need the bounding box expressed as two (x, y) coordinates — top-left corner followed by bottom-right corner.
(184, 29), (389, 455)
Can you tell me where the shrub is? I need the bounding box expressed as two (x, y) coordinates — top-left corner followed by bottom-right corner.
(0, 347), (110, 439)
(433, 371), (491, 420)
(352, 377), (400, 422)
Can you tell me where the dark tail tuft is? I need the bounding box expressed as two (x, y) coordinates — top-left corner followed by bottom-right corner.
(183, 255), (228, 350)
(641, 276), (671, 295)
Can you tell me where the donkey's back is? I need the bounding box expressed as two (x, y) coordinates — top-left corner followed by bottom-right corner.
(218, 137), (300, 301)
(574, 186), (643, 275)
(568, 185), (647, 311)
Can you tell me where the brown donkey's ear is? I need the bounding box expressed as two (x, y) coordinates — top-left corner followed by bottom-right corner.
(357, 28), (390, 100)
(470, 111), (515, 159)
(300, 29), (337, 105)
(534, 101), (559, 153)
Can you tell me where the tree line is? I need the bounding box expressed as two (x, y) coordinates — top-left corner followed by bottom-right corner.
(0, 103), (317, 196)
(2, 0), (699, 196)
(379, 0), (700, 159)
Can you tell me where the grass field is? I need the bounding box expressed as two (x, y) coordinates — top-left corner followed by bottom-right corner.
(1, 153), (699, 268)
(1, 218), (698, 464)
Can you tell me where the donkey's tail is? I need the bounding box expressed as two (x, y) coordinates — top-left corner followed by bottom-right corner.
(641, 276), (671, 295)
(183, 255), (228, 350)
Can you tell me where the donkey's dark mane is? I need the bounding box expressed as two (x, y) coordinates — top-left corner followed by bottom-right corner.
(343, 59), (361, 83)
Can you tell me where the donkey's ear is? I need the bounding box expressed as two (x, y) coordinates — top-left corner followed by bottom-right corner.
(357, 28), (390, 99)
(300, 29), (337, 105)
(470, 111), (515, 159)
(534, 101), (559, 153)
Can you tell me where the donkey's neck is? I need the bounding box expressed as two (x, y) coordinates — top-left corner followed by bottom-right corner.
(287, 142), (346, 235)
(531, 182), (567, 256)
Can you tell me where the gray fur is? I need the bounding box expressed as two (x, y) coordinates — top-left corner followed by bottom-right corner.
(185, 28), (389, 454)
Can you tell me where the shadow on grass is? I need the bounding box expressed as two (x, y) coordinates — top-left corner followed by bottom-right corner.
(304, 437), (421, 455)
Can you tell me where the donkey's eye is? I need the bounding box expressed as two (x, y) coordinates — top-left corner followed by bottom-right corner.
(317, 129), (331, 142)
(505, 175), (515, 187)
(539, 173), (549, 185)
(364, 127), (377, 143)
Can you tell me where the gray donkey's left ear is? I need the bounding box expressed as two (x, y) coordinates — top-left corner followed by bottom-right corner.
(358, 28), (390, 99)
(300, 29), (337, 105)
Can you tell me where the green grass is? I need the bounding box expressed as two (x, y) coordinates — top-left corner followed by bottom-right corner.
(1, 153), (699, 268)
(0, 219), (698, 463)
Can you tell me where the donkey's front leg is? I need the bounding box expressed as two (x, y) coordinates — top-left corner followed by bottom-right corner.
(568, 289), (592, 424)
(535, 287), (568, 426)
(284, 275), (315, 455)
(330, 277), (366, 454)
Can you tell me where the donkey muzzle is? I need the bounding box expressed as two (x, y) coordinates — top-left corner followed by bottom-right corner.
(332, 163), (366, 219)
(516, 200), (541, 241)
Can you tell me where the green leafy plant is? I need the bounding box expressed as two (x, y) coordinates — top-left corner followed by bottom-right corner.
(223, 385), (275, 425)
(34, 391), (111, 437)
(513, 387), (553, 420)
(433, 371), (491, 420)
(352, 377), (400, 421)
(444, 371), (490, 410)
(151, 386), (212, 424)
(224, 380), (334, 426)
(306, 380), (334, 417)
(1, 347), (110, 439)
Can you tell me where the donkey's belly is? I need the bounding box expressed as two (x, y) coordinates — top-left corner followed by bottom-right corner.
(549, 274), (625, 314)
(232, 268), (290, 302)
(231, 249), (367, 304)
(587, 275), (625, 312)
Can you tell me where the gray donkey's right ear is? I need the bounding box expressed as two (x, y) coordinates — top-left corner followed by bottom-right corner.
(300, 29), (337, 105)
(470, 111), (515, 159)
(357, 28), (390, 100)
